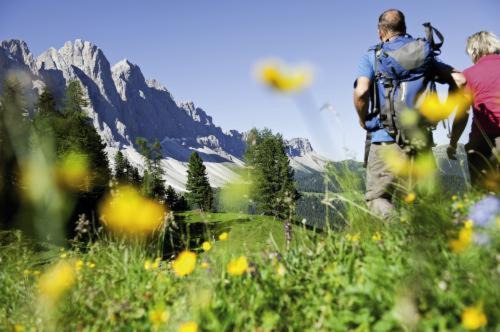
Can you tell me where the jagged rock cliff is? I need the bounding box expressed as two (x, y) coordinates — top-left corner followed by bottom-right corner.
(0, 39), (328, 190)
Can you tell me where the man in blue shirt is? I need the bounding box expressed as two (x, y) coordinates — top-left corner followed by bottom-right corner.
(353, 9), (466, 217)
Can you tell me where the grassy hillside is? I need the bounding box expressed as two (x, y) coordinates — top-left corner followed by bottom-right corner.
(173, 211), (305, 258)
(2, 193), (499, 331)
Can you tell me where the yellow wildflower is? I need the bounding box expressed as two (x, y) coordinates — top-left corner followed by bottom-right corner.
(38, 260), (76, 302)
(345, 233), (360, 242)
(201, 262), (210, 270)
(179, 321), (198, 332)
(144, 260), (152, 271)
(172, 251), (197, 277)
(86, 262), (95, 269)
(276, 263), (286, 277)
(404, 192), (416, 203)
(152, 257), (162, 269)
(449, 227), (473, 253)
(461, 303), (487, 330)
(227, 256), (249, 276)
(149, 307), (169, 326)
(399, 108), (420, 127)
(14, 324), (25, 332)
(380, 147), (436, 180)
(99, 186), (166, 236)
(419, 91), (470, 123)
(218, 232), (229, 241)
(464, 219), (474, 229)
(201, 241), (212, 252)
(256, 59), (312, 93)
(75, 259), (84, 272)
(451, 194), (458, 201)
(372, 232), (382, 242)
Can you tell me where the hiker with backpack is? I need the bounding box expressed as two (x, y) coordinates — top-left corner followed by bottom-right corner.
(447, 31), (500, 190)
(353, 9), (466, 217)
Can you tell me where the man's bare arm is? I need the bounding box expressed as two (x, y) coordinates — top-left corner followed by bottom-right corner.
(353, 76), (371, 129)
(447, 87), (473, 158)
(434, 62), (467, 91)
(450, 109), (469, 146)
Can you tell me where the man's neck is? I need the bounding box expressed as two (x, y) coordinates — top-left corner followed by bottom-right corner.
(383, 33), (402, 42)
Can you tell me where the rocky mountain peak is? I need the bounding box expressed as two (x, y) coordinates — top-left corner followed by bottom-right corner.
(56, 39), (111, 82)
(112, 59), (144, 80)
(179, 101), (214, 127)
(0, 39), (36, 70)
(285, 138), (314, 157)
(146, 78), (168, 92)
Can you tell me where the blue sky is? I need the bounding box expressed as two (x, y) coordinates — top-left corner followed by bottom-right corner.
(1, 0), (499, 160)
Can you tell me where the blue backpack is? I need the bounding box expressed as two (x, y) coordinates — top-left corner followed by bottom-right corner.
(369, 23), (444, 151)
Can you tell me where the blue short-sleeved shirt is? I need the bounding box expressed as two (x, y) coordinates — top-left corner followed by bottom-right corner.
(356, 51), (395, 143)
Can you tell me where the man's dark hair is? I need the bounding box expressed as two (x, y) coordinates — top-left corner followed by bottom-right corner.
(378, 9), (406, 36)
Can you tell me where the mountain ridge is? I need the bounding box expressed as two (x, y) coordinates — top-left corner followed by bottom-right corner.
(0, 38), (329, 190)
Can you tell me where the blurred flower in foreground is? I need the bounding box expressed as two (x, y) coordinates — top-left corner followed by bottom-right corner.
(461, 303), (487, 330)
(14, 324), (25, 332)
(449, 223), (473, 253)
(179, 321), (198, 332)
(75, 259), (84, 272)
(227, 256), (249, 276)
(256, 59), (312, 94)
(345, 233), (360, 242)
(99, 186), (166, 236)
(380, 147), (436, 181)
(149, 307), (169, 326)
(38, 260), (76, 302)
(399, 108), (420, 127)
(172, 251), (196, 277)
(419, 91), (470, 123)
(201, 241), (212, 252)
(275, 263), (286, 277)
(404, 192), (416, 203)
(218, 232), (229, 241)
(372, 232), (382, 242)
(144, 257), (162, 270)
(55, 151), (91, 191)
(393, 291), (420, 330)
(467, 196), (500, 228)
(219, 178), (251, 211)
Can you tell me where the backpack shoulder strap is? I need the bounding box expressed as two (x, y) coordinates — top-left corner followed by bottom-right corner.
(370, 43), (383, 115)
(423, 22), (444, 53)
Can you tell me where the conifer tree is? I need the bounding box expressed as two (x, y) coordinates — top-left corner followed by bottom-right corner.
(245, 128), (299, 219)
(64, 80), (88, 114)
(175, 194), (189, 212)
(136, 137), (166, 200)
(114, 150), (142, 186)
(36, 88), (57, 116)
(165, 185), (179, 210)
(185, 152), (213, 211)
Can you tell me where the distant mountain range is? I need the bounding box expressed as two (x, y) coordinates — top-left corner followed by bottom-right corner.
(0, 39), (329, 190)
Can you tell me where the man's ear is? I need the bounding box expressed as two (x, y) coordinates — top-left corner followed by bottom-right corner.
(377, 28), (384, 41)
